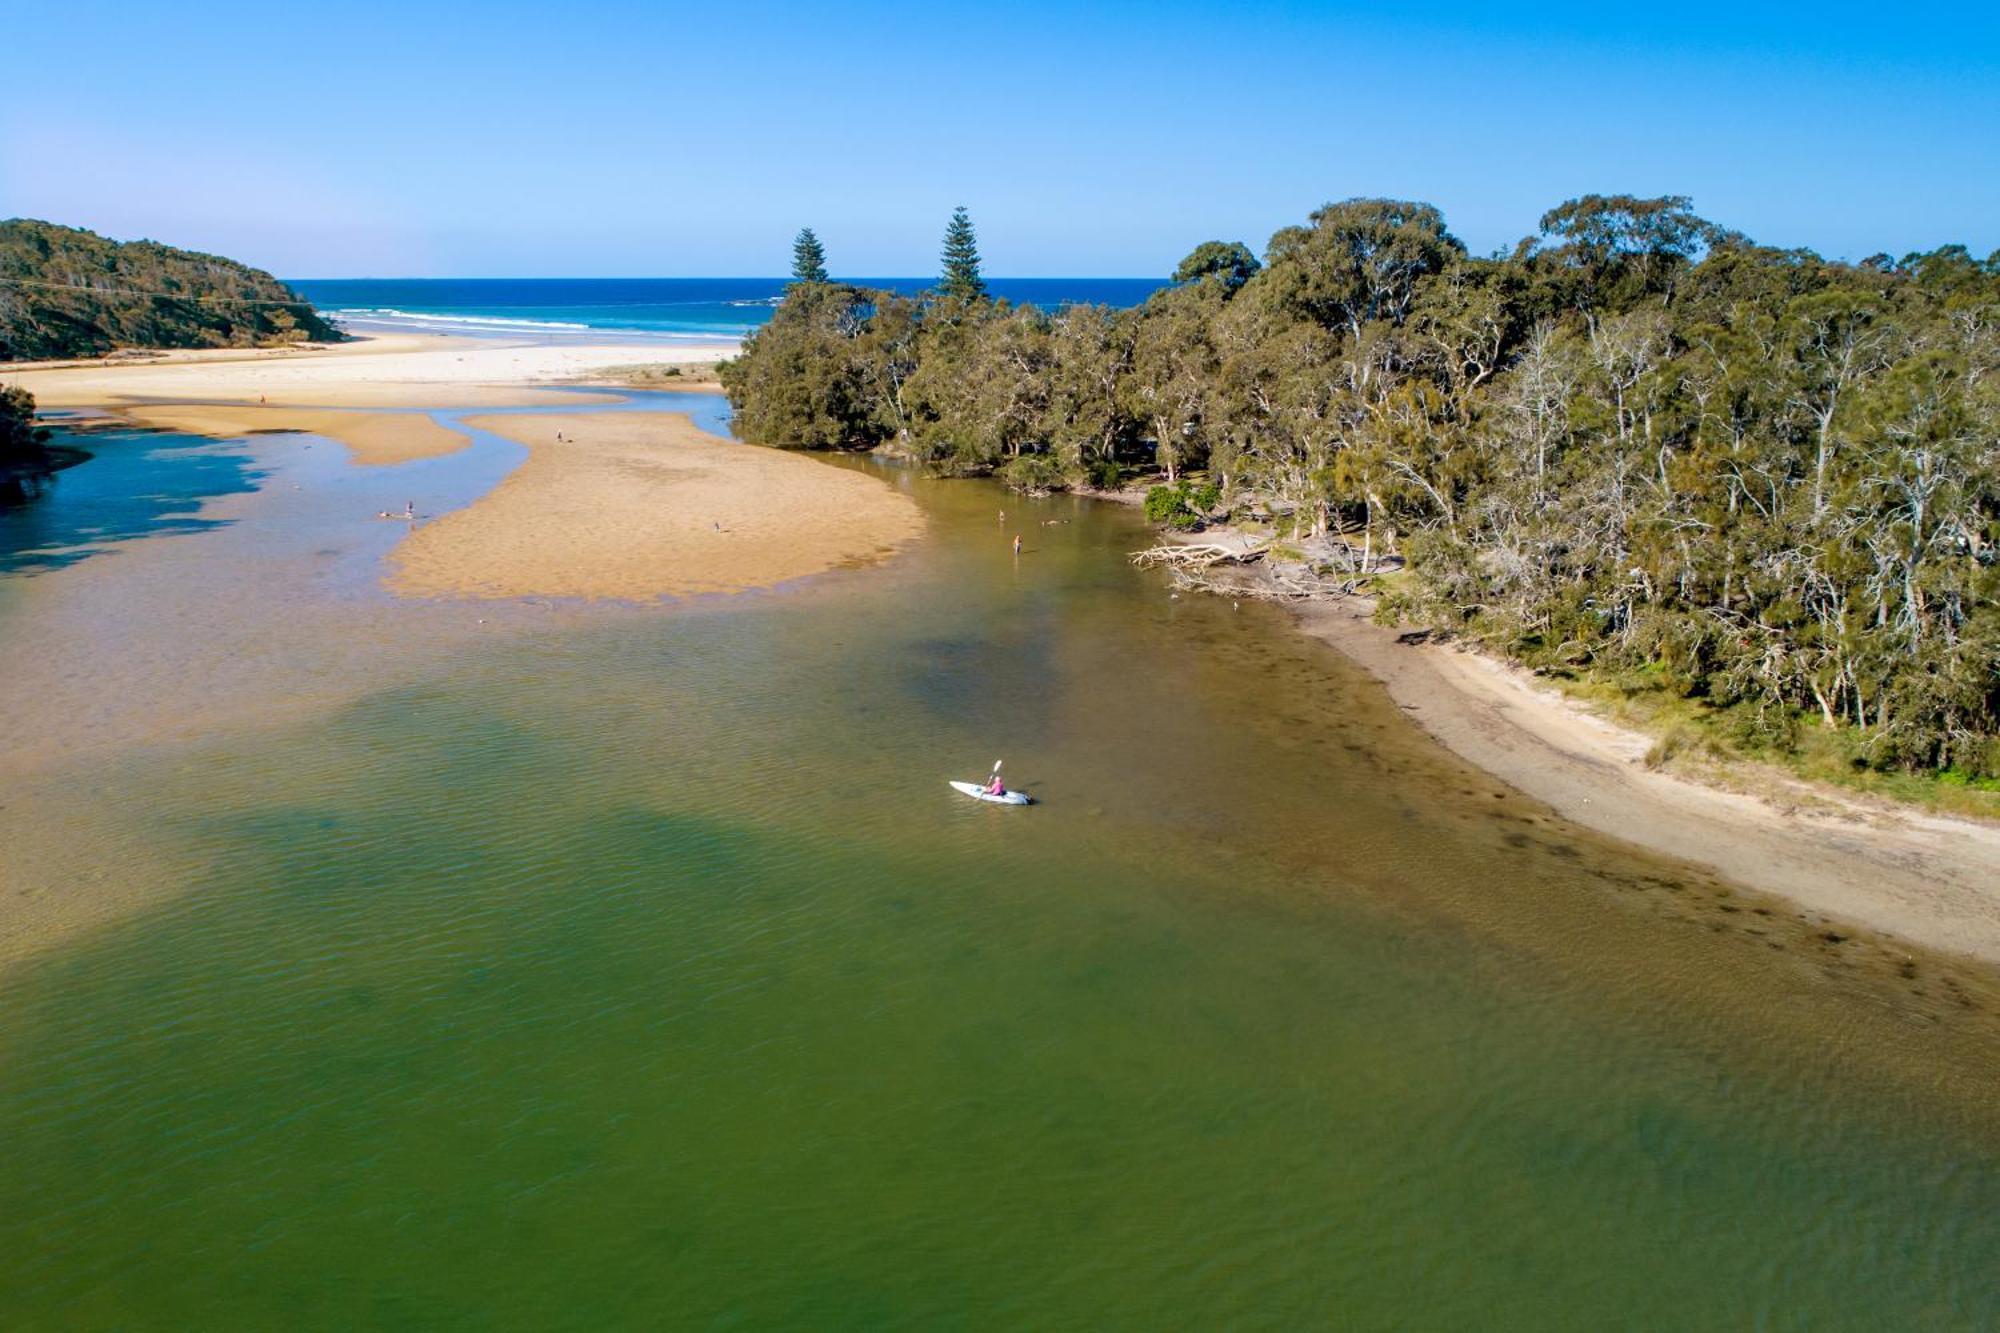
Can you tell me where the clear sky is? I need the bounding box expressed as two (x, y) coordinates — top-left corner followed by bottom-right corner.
(4, 1), (1996, 277)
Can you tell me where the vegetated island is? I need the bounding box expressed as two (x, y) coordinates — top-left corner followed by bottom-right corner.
(722, 202), (2000, 822)
(0, 218), (338, 360)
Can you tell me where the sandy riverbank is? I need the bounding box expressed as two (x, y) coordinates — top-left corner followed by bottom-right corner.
(1290, 596), (2000, 966)
(388, 412), (924, 601)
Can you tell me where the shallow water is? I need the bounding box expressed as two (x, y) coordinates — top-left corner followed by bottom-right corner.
(2, 406), (1998, 1329)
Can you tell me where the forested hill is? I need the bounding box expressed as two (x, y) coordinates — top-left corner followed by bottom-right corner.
(0, 219), (338, 360)
(723, 200), (2000, 782)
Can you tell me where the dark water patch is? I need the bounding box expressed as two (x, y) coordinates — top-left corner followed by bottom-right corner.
(0, 426), (264, 574)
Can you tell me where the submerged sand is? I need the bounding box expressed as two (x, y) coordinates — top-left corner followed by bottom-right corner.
(387, 412), (924, 601)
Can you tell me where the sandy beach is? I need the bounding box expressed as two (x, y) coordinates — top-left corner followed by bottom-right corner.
(1294, 597), (2000, 966)
(1, 331), (736, 409)
(388, 411), (924, 601)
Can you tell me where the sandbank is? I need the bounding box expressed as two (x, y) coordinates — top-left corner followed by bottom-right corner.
(1293, 597), (2000, 966)
(387, 412), (923, 601)
(120, 403), (470, 466)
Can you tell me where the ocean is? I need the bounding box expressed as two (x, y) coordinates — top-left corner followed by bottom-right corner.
(287, 277), (1168, 344)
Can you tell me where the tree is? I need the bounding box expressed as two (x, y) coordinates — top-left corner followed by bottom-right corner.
(791, 227), (829, 284)
(718, 282), (874, 449)
(939, 206), (986, 303)
(1262, 199), (1465, 337)
(1536, 195), (1724, 307)
(0, 384), (50, 466)
(1171, 241), (1261, 297)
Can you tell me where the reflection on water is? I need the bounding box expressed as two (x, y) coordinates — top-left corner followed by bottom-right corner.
(0, 422), (264, 574)
(1, 404), (1998, 1328)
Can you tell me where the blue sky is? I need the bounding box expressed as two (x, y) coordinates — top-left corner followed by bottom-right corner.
(4, 1), (1996, 277)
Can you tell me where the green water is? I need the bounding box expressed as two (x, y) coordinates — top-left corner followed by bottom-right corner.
(3, 433), (1998, 1328)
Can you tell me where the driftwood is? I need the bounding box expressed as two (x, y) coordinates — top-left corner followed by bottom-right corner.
(1130, 537), (1362, 602)
(1129, 541), (1267, 571)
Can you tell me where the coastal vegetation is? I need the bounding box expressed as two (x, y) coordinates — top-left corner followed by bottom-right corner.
(722, 200), (2000, 783)
(0, 219), (337, 360)
(0, 385), (49, 466)
(0, 385), (73, 504)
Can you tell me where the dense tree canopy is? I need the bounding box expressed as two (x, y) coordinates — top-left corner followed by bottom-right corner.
(722, 196), (2000, 777)
(0, 219), (338, 360)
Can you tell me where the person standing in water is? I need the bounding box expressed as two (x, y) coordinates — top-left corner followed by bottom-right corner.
(1011, 534), (1021, 556)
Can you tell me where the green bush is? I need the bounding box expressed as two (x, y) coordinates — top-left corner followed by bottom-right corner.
(1144, 479), (1218, 529)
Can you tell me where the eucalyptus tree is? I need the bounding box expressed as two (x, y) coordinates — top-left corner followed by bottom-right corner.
(1124, 283), (1221, 483)
(1261, 198), (1465, 338)
(1171, 241), (1262, 296)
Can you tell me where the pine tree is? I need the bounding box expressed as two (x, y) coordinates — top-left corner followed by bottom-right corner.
(791, 227), (830, 284)
(938, 206), (986, 302)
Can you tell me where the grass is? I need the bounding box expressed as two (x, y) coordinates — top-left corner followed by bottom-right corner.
(587, 362), (723, 388)
(1537, 665), (2000, 823)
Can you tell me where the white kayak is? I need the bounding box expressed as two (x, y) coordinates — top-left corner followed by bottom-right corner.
(950, 780), (1032, 805)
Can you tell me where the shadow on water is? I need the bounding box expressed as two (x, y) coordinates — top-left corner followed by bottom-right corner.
(0, 423), (264, 575)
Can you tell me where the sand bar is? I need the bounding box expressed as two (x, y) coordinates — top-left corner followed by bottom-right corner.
(120, 403), (470, 465)
(388, 412), (924, 601)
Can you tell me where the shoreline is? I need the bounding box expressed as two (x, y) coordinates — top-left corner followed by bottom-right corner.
(0, 329), (740, 410)
(1130, 514), (2000, 967)
(1294, 597), (2000, 965)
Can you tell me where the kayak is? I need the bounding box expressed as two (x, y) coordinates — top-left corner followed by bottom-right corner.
(950, 780), (1032, 806)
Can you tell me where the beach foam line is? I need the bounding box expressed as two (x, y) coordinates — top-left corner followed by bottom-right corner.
(330, 310), (755, 342)
(332, 307), (592, 330)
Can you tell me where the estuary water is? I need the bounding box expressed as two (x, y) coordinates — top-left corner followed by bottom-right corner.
(2, 401), (1999, 1329)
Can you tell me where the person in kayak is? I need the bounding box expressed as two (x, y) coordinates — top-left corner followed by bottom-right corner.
(985, 763), (1006, 796)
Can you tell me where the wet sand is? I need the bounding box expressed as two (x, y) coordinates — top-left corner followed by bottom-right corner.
(388, 412), (925, 601)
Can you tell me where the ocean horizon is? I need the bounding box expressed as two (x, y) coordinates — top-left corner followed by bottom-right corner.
(288, 277), (1168, 344)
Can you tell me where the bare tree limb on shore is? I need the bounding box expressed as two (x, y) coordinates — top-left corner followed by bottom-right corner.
(1130, 537), (1362, 601)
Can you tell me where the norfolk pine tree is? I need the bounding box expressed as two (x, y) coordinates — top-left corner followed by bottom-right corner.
(939, 207), (986, 302)
(791, 227), (830, 284)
